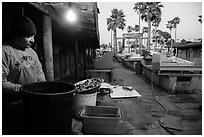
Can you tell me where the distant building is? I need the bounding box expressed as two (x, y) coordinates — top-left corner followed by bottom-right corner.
(173, 42), (202, 67)
(116, 33), (146, 53)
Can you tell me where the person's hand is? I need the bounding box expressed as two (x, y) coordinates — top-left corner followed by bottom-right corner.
(18, 85), (23, 93)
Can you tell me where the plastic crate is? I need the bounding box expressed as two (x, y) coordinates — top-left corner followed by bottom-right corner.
(80, 106), (121, 134)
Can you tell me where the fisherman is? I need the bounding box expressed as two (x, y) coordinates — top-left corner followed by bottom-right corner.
(2, 15), (46, 134)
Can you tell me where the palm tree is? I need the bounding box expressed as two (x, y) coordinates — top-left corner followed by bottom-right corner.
(160, 31), (171, 53)
(166, 20), (174, 49)
(172, 17), (180, 43)
(133, 2), (143, 54)
(127, 25), (134, 52)
(152, 29), (159, 51)
(142, 27), (148, 36)
(166, 20), (174, 36)
(142, 27), (148, 47)
(133, 2), (143, 32)
(127, 25), (134, 33)
(181, 39), (187, 44)
(198, 15), (202, 23)
(152, 14), (161, 51)
(198, 15), (202, 42)
(134, 24), (140, 53)
(152, 29), (163, 53)
(139, 2), (163, 52)
(156, 30), (164, 51)
(134, 24), (140, 32)
(107, 8), (126, 54)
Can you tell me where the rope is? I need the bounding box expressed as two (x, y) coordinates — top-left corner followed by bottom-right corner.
(142, 71), (168, 117)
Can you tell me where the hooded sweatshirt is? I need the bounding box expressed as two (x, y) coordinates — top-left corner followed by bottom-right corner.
(2, 41), (46, 92)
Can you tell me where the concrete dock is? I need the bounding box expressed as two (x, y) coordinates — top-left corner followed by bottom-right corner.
(73, 59), (202, 135)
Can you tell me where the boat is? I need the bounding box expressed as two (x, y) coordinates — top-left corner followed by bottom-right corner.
(141, 53), (202, 93)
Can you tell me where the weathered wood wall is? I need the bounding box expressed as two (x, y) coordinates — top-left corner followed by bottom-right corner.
(2, 2), (97, 83)
(177, 47), (202, 67)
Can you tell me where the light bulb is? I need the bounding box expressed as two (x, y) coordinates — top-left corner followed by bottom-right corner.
(65, 9), (77, 23)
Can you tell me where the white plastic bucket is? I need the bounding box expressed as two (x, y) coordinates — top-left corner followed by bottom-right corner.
(73, 92), (97, 118)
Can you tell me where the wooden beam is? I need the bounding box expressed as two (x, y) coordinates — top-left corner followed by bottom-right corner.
(74, 38), (79, 81)
(31, 2), (96, 31)
(92, 2), (100, 43)
(84, 44), (87, 78)
(43, 15), (54, 81)
(30, 2), (99, 47)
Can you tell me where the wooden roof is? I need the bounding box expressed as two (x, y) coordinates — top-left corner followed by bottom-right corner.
(173, 42), (202, 49)
(30, 2), (100, 47)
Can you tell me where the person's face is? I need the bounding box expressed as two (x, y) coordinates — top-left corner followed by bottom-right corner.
(16, 35), (35, 48)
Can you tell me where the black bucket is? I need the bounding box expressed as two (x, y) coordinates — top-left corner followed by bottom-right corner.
(21, 81), (77, 135)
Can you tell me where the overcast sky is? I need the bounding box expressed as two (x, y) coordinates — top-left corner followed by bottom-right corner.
(98, 2), (202, 44)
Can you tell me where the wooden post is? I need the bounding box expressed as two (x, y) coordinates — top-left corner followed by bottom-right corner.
(84, 44), (87, 78)
(88, 48), (91, 69)
(74, 38), (79, 81)
(43, 15), (54, 81)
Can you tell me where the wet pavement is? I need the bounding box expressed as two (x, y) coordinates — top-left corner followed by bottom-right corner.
(72, 58), (202, 135)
